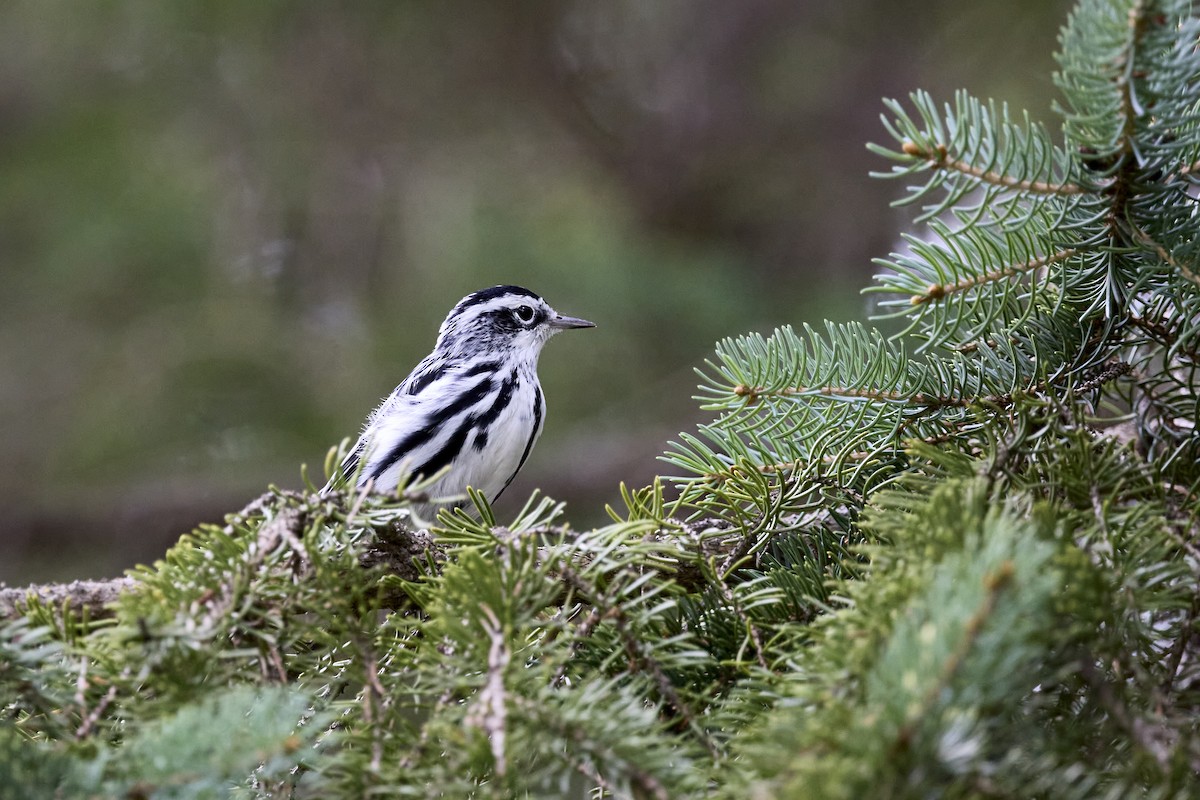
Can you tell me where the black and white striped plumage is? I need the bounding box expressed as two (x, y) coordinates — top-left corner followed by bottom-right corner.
(330, 285), (593, 518)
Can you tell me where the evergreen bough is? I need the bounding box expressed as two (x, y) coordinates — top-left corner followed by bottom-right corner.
(4, 1), (1199, 797)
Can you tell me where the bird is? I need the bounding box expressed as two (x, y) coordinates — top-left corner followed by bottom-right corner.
(326, 285), (594, 520)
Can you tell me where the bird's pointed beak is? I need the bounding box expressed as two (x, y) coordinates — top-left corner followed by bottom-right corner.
(549, 313), (595, 330)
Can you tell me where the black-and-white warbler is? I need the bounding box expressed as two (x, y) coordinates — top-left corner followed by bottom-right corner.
(327, 285), (594, 518)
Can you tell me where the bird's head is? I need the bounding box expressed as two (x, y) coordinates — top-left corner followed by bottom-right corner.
(435, 285), (594, 359)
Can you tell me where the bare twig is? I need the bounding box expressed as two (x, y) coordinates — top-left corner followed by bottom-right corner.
(1079, 656), (1174, 770)
(465, 604), (511, 777)
(74, 660), (124, 740)
(350, 631), (389, 775)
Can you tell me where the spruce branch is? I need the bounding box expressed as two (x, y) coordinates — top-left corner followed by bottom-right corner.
(508, 693), (673, 800)
(554, 562), (721, 760)
(870, 90), (1082, 228)
(1074, 359), (1133, 394)
(709, 564), (770, 671)
(907, 247), (1079, 306)
(1130, 222), (1200, 287)
(0, 506), (758, 624)
(890, 559), (1015, 756)
(899, 139), (1085, 196)
(732, 380), (1013, 409)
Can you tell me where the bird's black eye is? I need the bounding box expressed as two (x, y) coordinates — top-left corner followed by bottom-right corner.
(514, 305), (535, 324)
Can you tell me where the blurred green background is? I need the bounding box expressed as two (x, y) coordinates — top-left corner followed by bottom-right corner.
(1, 0), (1071, 583)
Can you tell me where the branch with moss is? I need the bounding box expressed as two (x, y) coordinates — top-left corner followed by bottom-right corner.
(0, 490), (760, 622)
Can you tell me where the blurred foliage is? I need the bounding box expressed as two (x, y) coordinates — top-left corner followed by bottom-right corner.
(0, 0), (1070, 582)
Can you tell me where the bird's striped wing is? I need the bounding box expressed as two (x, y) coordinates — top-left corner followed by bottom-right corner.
(349, 356), (524, 495)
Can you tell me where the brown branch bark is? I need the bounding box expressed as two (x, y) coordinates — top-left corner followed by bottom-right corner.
(0, 577), (136, 620)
